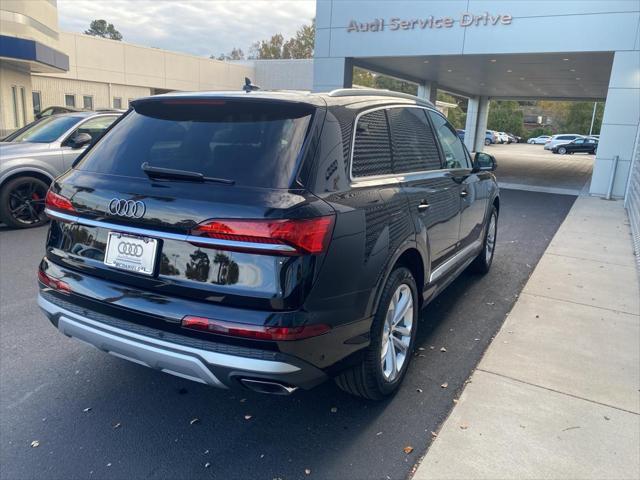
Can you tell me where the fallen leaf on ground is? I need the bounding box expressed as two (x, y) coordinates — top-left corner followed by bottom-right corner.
(416, 388), (423, 393)
(604, 416), (610, 421)
(453, 399), (459, 404)
(418, 347), (425, 351)
(460, 424), (469, 430)
(430, 431), (438, 438)
(204, 462), (211, 468)
(240, 398), (246, 403)
(486, 302), (495, 306)
(189, 418), (200, 425)
(330, 407), (338, 413)
(403, 446), (414, 454)
(30, 440), (40, 448)
(440, 347), (447, 352)
(82, 408), (92, 413)
(376, 431), (383, 436)
(440, 382), (448, 389)
(244, 414), (252, 420)
(112, 423), (121, 429)
(304, 468), (311, 475)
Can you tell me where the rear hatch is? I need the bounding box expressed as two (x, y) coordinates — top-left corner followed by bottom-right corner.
(44, 95), (334, 312)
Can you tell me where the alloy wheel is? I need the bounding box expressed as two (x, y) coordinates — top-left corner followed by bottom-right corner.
(486, 212), (497, 261)
(381, 284), (414, 382)
(7, 181), (47, 226)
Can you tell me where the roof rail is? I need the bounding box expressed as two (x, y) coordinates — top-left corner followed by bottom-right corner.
(328, 88), (434, 107)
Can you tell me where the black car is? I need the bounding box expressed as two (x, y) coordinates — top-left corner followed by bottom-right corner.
(38, 89), (499, 400)
(552, 137), (598, 154)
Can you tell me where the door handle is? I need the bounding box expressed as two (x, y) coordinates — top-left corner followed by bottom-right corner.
(460, 190), (468, 198)
(417, 200), (430, 212)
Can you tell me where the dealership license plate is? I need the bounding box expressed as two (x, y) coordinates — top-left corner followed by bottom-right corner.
(104, 232), (158, 276)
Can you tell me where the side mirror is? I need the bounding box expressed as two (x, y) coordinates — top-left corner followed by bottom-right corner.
(67, 132), (92, 149)
(473, 152), (497, 172)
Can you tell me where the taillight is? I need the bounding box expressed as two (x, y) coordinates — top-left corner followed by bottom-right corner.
(37, 269), (71, 293)
(182, 316), (330, 341)
(45, 190), (75, 213)
(190, 216), (335, 255)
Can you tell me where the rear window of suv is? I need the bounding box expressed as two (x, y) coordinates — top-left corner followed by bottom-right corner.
(75, 99), (314, 188)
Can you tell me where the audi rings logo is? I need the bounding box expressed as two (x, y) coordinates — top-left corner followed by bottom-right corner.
(117, 241), (144, 257)
(107, 199), (146, 218)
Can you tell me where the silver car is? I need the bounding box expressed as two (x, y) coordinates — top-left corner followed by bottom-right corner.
(543, 134), (584, 150)
(0, 111), (120, 228)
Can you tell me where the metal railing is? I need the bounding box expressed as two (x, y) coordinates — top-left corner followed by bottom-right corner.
(625, 127), (640, 276)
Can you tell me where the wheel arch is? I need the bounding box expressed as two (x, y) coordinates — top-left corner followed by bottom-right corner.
(371, 243), (427, 317)
(0, 168), (55, 190)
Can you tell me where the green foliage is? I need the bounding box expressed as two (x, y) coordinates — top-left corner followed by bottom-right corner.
(487, 100), (524, 136)
(250, 21), (315, 59)
(214, 48), (245, 61)
(84, 19), (122, 41)
(536, 100), (603, 135)
(352, 67), (418, 94)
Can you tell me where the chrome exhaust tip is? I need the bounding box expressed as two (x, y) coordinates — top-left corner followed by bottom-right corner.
(240, 378), (298, 395)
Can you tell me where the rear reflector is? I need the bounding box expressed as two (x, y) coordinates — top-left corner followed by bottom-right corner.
(191, 216), (335, 255)
(45, 190), (75, 213)
(182, 316), (330, 341)
(37, 269), (71, 293)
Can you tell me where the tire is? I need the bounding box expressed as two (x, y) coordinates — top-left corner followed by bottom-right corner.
(0, 176), (49, 229)
(335, 267), (418, 400)
(558, 146), (567, 155)
(469, 205), (498, 274)
(484, 138), (491, 146)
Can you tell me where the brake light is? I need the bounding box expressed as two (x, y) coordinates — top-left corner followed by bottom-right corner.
(191, 216), (335, 255)
(182, 316), (330, 341)
(37, 269), (71, 293)
(45, 190), (75, 213)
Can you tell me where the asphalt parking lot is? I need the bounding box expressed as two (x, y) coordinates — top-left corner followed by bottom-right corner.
(0, 189), (575, 480)
(490, 143), (594, 194)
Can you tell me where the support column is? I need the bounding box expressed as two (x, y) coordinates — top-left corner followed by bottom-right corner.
(464, 96), (480, 152)
(590, 50), (640, 198)
(417, 81), (438, 104)
(313, 57), (353, 92)
(473, 96), (490, 152)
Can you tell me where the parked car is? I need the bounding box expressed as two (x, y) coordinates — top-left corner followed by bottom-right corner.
(38, 89), (500, 400)
(552, 137), (598, 155)
(35, 106), (83, 119)
(527, 135), (551, 144)
(496, 132), (510, 144)
(544, 134), (584, 150)
(0, 111), (121, 228)
(485, 130), (497, 145)
(506, 133), (521, 143)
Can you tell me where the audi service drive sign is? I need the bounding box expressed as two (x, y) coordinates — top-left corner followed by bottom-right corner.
(346, 12), (513, 32)
(104, 232), (158, 276)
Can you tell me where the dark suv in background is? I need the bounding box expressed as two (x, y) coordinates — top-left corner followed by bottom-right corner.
(38, 89), (499, 399)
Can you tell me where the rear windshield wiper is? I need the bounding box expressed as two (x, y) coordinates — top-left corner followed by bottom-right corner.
(141, 162), (235, 185)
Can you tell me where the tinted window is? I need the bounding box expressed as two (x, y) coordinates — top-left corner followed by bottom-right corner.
(76, 100), (314, 189)
(387, 107), (441, 172)
(428, 111), (469, 169)
(10, 115), (83, 143)
(574, 139), (585, 144)
(352, 109), (392, 178)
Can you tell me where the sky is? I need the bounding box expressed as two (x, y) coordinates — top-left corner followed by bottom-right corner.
(57, 0), (316, 58)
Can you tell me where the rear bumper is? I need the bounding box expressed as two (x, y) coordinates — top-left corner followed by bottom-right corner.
(38, 294), (328, 391)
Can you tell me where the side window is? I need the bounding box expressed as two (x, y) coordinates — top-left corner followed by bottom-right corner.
(574, 139), (585, 144)
(387, 107), (441, 173)
(352, 109), (392, 178)
(73, 116), (118, 142)
(428, 111), (470, 169)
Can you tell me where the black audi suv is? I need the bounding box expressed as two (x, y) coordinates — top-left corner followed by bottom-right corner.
(38, 89), (499, 399)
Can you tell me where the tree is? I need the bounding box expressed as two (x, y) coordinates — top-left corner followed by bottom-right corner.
(84, 19), (123, 40)
(487, 100), (524, 136)
(213, 47), (245, 61)
(437, 92), (467, 129)
(249, 20), (315, 59)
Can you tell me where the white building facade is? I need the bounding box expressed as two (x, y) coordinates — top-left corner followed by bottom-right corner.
(313, 0), (640, 202)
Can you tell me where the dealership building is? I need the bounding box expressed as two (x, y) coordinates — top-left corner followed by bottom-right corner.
(0, 1), (639, 235)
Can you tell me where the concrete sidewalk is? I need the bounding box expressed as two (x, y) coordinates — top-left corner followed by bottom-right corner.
(414, 196), (640, 480)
